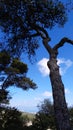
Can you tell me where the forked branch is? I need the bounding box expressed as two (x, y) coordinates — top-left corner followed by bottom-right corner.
(54, 37), (73, 50)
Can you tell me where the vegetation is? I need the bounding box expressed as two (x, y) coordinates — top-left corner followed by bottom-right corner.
(0, 0), (73, 129)
(0, 46), (36, 130)
(0, 50), (37, 90)
(69, 107), (73, 129)
(21, 112), (35, 121)
(0, 92), (73, 130)
(0, 88), (29, 130)
(32, 99), (73, 130)
(0, 107), (23, 130)
(32, 99), (56, 130)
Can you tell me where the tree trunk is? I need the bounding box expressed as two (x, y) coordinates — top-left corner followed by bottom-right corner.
(47, 57), (71, 130)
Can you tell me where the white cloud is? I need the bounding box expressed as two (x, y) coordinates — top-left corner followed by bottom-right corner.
(37, 58), (73, 76)
(57, 58), (73, 75)
(42, 91), (52, 97)
(37, 58), (49, 76)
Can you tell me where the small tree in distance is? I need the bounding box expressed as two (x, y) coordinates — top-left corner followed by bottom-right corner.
(33, 99), (73, 130)
(33, 99), (56, 130)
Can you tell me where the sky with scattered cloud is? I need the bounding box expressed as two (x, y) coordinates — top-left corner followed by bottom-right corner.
(37, 58), (73, 76)
(9, 84), (71, 113)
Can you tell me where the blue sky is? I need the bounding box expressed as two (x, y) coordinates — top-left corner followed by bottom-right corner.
(7, 10), (73, 113)
(0, 6), (73, 113)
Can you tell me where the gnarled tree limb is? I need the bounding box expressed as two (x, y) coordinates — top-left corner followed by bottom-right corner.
(53, 37), (73, 50)
(43, 38), (52, 54)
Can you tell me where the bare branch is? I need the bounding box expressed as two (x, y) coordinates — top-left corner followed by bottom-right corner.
(53, 37), (73, 50)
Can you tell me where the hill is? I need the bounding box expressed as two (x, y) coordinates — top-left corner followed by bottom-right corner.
(21, 112), (35, 121)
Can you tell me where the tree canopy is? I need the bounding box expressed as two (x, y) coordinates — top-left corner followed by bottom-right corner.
(0, 0), (67, 58)
(0, 50), (37, 91)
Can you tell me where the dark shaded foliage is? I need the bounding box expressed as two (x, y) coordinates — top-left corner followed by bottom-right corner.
(0, 106), (24, 130)
(0, 50), (10, 71)
(33, 99), (56, 130)
(0, 0), (67, 58)
(0, 88), (30, 130)
(69, 107), (73, 129)
(32, 100), (73, 130)
(0, 89), (10, 104)
(11, 58), (28, 74)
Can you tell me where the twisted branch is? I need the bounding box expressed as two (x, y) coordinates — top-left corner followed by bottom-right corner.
(53, 37), (73, 50)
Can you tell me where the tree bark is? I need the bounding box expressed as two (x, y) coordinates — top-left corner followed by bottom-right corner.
(47, 57), (71, 130)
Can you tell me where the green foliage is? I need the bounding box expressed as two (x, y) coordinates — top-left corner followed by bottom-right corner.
(32, 100), (73, 130)
(5, 76), (37, 90)
(4, 58), (28, 76)
(0, 107), (24, 130)
(21, 112), (35, 121)
(32, 99), (56, 130)
(11, 58), (28, 74)
(0, 84), (30, 130)
(0, 51), (37, 90)
(22, 77), (37, 89)
(0, 88), (23, 130)
(21, 114), (29, 125)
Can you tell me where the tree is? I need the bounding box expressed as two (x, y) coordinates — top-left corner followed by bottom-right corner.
(0, 50), (37, 90)
(33, 99), (56, 130)
(0, 50), (37, 129)
(0, 106), (24, 130)
(0, 82), (22, 130)
(0, 0), (73, 129)
(0, 75), (30, 130)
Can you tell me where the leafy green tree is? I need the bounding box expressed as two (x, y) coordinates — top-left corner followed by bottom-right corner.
(0, 0), (73, 129)
(0, 50), (37, 90)
(0, 50), (37, 130)
(33, 99), (56, 130)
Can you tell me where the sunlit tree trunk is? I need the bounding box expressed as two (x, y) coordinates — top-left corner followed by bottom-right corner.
(47, 56), (71, 130)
